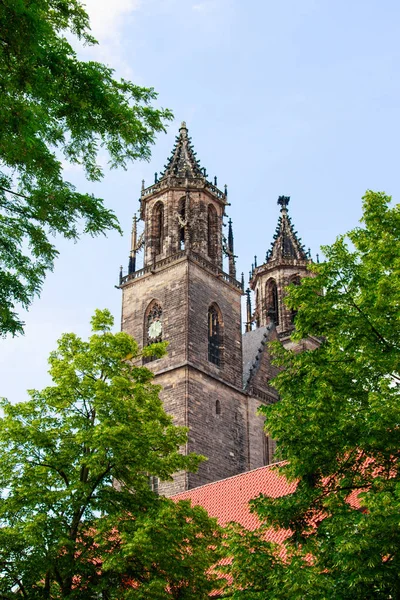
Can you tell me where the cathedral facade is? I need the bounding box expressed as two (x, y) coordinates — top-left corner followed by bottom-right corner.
(119, 123), (315, 496)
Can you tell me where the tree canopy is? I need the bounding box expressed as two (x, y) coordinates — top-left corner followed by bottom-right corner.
(0, 310), (221, 598)
(0, 0), (172, 336)
(225, 191), (400, 598)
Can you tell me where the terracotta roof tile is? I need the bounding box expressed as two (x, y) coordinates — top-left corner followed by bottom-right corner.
(172, 463), (296, 542)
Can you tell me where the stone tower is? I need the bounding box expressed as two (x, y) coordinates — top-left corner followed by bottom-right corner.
(119, 122), (249, 496)
(250, 196), (313, 346)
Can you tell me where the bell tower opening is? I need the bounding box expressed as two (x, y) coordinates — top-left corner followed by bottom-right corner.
(152, 202), (164, 257)
(208, 303), (223, 366)
(266, 278), (279, 325)
(178, 197), (186, 251)
(207, 204), (218, 260)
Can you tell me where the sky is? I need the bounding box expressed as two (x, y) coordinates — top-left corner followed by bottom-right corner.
(2, 0), (400, 402)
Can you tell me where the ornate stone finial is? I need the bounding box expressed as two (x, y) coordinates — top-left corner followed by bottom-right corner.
(119, 265), (123, 285)
(179, 121), (187, 131)
(241, 272), (245, 291)
(245, 288), (253, 333)
(224, 184), (228, 197)
(154, 172), (158, 183)
(277, 195), (290, 210)
(228, 218), (234, 253)
(141, 179), (145, 190)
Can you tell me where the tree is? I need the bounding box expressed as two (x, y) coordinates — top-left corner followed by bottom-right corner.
(0, 0), (173, 336)
(225, 192), (400, 598)
(0, 310), (221, 598)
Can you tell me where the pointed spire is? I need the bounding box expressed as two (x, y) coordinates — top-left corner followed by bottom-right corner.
(227, 218), (236, 279)
(228, 218), (234, 253)
(241, 272), (245, 291)
(158, 121), (207, 181)
(245, 288), (253, 333)
(265, 196), (309, 264)
(128, 215), (137, 275)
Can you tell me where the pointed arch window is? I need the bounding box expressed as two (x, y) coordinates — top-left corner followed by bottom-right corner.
(208, 304), (223, 366)
(153, 202), (164, 256)
(266, 279), (279, 325)
(289, 274), (301, 324)
(178, 198), (186, 250)
(207, 204), (218, 259)
(143, 300), (163, 364)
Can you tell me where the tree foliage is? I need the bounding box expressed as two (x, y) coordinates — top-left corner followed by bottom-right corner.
(225, 192), (400, 598)
(0, 0), (173, 336)
(0, 310), (220, 598)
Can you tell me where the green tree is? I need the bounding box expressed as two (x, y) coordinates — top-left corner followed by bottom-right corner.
(0, 0), (172, 336)
(225, 192), (400, 598)
(0, 310), (220, 598)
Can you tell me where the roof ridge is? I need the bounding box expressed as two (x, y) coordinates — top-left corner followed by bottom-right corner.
(244, 325), (273, 390)
(172, 461), (287, 498)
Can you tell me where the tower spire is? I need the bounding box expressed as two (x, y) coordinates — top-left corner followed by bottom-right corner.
(128, 214), (138, 275)
(245, 288), (252, 333)
(158, 121), (207, 181)
(264, 196), (308, 264)
(227, 218), (236, 279)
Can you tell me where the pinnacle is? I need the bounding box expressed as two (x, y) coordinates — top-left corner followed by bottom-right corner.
(266, 197), (308, 263)
(158, 122), (206, 181)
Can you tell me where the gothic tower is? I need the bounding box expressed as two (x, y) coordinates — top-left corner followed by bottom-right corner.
(119, 123), (249, 496)
(250, 196), (313, 346)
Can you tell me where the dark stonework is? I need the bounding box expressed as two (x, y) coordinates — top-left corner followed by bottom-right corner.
(120, 125), (315, 496)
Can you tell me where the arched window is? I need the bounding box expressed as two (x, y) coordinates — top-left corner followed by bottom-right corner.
(289, 274), (301, 324)
(153, 202), (164, 256)
(207, 204), (218, 259)
(266, 279), (279, 325)
(178, 197), (186, 250)
(143, 300), (163, 363)
(215, 399), (221, 415)
(208, 304), (223, 366)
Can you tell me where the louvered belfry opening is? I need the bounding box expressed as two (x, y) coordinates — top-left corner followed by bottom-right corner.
(152, 201), (164, 257)
(208, 304), (222, 366)
(207, 204), (218, 260)
(266, 279), (279, 325)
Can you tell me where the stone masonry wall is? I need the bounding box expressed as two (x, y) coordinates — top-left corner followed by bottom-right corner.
(187, 368), (248, 489)
(188, 260), (243, 389)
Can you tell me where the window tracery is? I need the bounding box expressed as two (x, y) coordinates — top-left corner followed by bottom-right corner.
(208, 304), (223, 366)
(207, 204), (218, 259)
(152, 202), (164, 256)
(266, 279), (279, 325)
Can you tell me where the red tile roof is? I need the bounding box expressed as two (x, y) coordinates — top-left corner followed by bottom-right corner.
(172, 462), (296, 544)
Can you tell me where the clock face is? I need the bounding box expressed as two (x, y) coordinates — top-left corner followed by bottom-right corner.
(148, 320), (162, 341)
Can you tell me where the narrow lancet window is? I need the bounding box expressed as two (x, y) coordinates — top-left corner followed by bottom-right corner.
(208, 304), (222, 366)
(266, 279), (279, 325)
(178, 198), (186, 250)
(153, 202), (164, 256)
(207, 204), (218, 259)
(290, 274), (301, 324)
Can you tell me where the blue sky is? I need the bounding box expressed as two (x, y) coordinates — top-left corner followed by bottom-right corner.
(1, 0), (399, 402)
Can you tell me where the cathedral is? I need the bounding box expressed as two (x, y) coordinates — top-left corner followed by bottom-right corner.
(119, 122), (318, 497)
